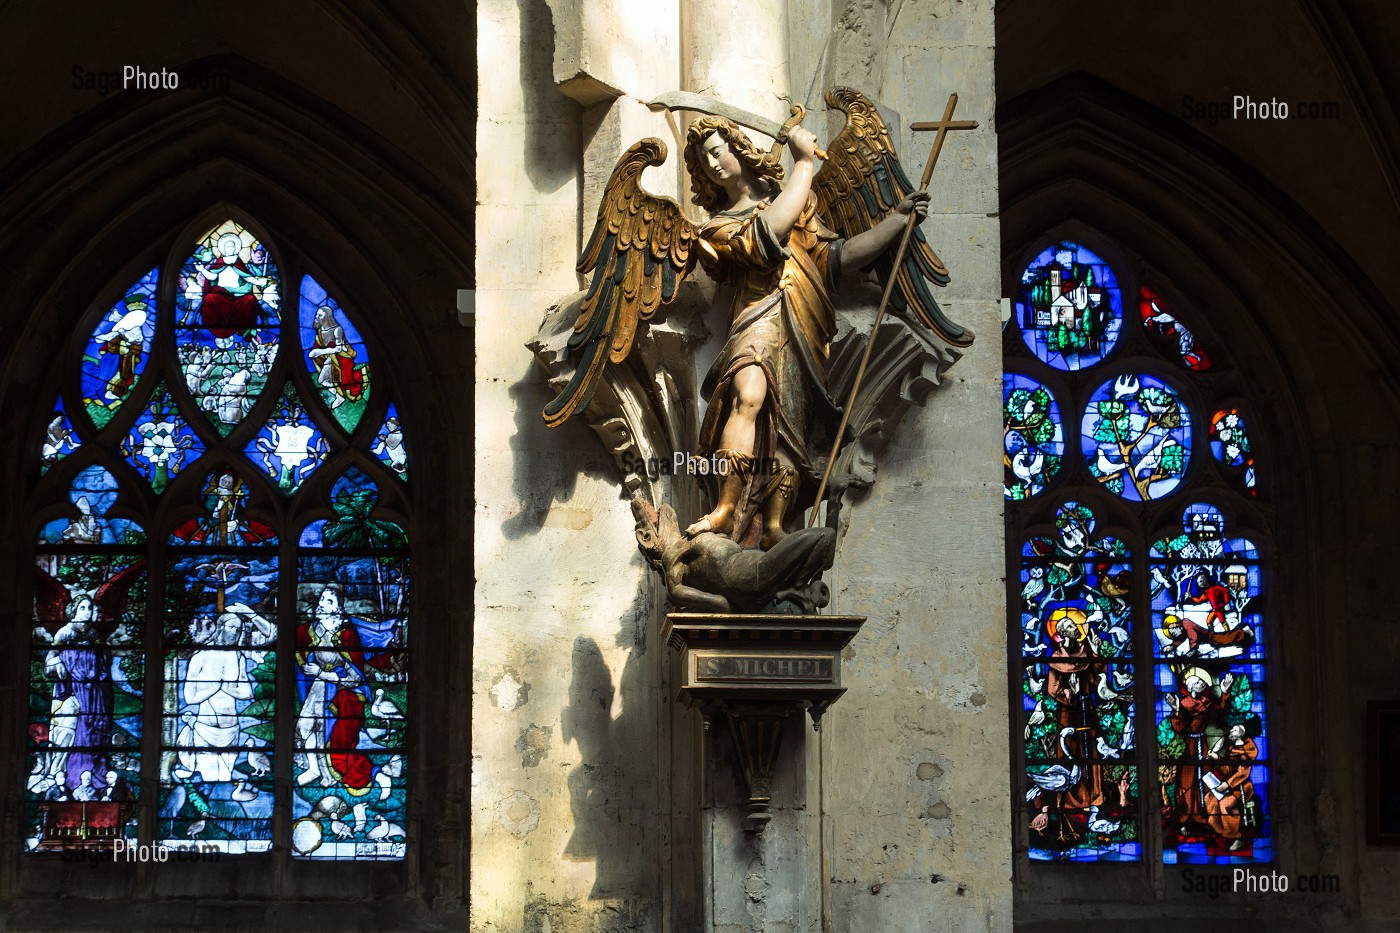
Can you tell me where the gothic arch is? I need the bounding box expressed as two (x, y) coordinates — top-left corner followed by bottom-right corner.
(1001, 74), (1377, 918)
(0, 55), (469, 926)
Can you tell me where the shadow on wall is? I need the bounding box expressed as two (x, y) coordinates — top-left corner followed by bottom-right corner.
(561, 610), (656, 912)
(503, 367), (622, 540)
(519, 0), (579, 195)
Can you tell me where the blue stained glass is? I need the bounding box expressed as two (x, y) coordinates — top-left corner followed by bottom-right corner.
(1150, 505), (1262, 660)
(300, 276), (371, 433)
(1211, 408), (1258, 497)
(40, 398), (81, 474)
(39, 466), (145, 545)
(158, 553), (278, 853)
(176, 221), (281, 437)
(81, 268), (158, 430)
(1021, 502), (1131, 658)
(168, 468), (278, 547)
(291, 554), (408, 860)
(1015, 242), (1123, 370)
(1081, 373), (1192, 502)
(300, 470), (406, 549)
(1004, 374), (1063, 500)
(1155, 662), (1270, 863)
(244, 384), (329, 494)
(372, 403), (407, 481)
(122, 381), (204, 494)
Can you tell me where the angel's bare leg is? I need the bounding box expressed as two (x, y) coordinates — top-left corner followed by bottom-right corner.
(716, 365), (765, 454)
(686, 365), (765, 537)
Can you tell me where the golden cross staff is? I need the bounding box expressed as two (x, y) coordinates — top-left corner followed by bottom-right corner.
(808, 93), (979, 526)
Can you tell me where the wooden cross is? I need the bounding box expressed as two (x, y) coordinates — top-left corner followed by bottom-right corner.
(910, 93), (979, 190)
(807, 92), (979, 525)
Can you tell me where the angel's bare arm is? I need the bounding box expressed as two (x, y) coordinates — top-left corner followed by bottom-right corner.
(761, 128), (819, 238)
(840, 191), (930, 271)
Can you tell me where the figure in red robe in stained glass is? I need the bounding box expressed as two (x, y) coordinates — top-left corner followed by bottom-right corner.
(308, 306), (364, 409)
(192, 233), (272, 342)
(295, 584), (391, 792)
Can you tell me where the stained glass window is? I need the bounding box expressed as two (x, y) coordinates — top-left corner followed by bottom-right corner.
(1210, 408), (1258, 497)
(1005, 238), (1271, 867)
(1081, 373), (1191, 502)
(1015, 241), (1123, 370)
(1021, 503), (1139, 861)
(1004, 374), (1064, 500)
(176, 221), (281, 435)
(300, 276), (371, 433)
(28, 467), (145, 851)
(291, 470), (408, 860)
(27, 219), (409, 861)
(1151, 504), (1269, 863)
(1140, 286), (1211, 371)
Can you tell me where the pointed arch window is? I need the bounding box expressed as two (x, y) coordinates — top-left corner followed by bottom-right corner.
(27, 218), (410, 861)
(1006, 239), (1272, 865)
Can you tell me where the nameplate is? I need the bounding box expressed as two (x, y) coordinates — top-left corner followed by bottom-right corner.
(695, 655), (834, 683)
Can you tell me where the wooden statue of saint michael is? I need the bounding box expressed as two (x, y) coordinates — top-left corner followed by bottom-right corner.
(542, 88), (974, 551)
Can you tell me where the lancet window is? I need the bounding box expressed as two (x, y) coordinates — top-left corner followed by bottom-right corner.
(1006, 239), (1271, 864)
(27, 218), (410, 860)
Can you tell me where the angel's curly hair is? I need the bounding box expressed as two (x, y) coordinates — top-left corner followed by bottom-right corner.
(683, 116), (784, 211)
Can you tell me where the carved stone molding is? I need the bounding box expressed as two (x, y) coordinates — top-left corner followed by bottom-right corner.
(666, 612), (866, 831)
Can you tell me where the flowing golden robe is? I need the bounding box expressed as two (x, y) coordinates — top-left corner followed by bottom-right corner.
(695, 193), (845, 544)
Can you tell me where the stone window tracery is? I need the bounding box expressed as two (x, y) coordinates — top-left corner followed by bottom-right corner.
(27, 218), (410, 860)
(1006, 238), (1272, 864)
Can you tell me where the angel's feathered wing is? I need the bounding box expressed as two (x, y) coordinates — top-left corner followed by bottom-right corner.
(542, 139), (700, 428)
(33, 565), (71, 634)
(813, 87), (974, 348)
(94, 560), (146, 628)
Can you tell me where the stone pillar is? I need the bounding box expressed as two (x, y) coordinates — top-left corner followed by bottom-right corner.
(674, 10), (828, 932)
(681, 0), (791, 136)
(818, 1), (1010, 931)
(473, 1), (685, 930)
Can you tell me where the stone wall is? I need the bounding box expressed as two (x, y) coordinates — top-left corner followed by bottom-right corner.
(473, 0), (1007, 930)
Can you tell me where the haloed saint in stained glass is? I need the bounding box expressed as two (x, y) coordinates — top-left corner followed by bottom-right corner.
(159, 554), (277, 853)
(1151, 503), (1263, 662)
(80, 268), (158, 429)
(1156, 662), (1270, 864)
(1004, 374), (1063, 500)
(1015, 242), (1123, 371)
(40, 398), (80, 474)
(1140, 286), (1210, 372)
(1151, 504), (1270, 863)
(122, 381), (204, 494)
(176, 222), (281, 436)
(1082, 373), (1192, 502)
(26, 469), (145, 851)
(1211, 408), (1258, 497)
(300, 276), (371, 433)
(1021, 502), (1139, 861)
(291, 471), (407, 860)
(244, 384), (328, 493)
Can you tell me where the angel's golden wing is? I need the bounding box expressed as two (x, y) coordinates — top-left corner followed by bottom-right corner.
(542, 139), (700, 428)
(813, 87), (973, 348)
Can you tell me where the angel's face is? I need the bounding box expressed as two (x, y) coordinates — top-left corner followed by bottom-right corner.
(699, 132), (743, 187)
